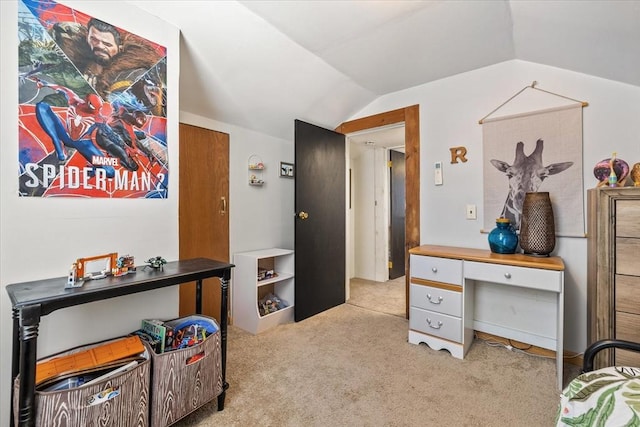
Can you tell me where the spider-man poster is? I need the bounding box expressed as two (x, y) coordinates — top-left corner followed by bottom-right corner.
(18, 0), (168, 198)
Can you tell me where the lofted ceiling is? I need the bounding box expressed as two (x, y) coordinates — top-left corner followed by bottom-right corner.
(131, 0), (640, 143)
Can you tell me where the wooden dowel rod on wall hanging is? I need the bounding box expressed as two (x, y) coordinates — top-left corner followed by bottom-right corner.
(478, 81), (588, 124)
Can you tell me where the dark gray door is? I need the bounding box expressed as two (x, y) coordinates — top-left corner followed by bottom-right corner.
(294, 120), (346, 322)
(389, 150), (406, 279)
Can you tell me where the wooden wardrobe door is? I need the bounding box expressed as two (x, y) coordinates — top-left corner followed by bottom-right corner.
(178, 123), (230, 321)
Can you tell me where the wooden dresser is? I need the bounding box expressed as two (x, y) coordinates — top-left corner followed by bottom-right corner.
(588, 188), (640, 369)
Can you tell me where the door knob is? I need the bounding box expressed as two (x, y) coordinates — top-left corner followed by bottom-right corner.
(298, 211), (309, 220)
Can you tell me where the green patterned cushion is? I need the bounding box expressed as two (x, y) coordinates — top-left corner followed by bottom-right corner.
(557, 366), (640, 426)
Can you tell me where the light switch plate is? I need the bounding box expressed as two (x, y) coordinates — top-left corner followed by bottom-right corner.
(466, 204), (477, 220)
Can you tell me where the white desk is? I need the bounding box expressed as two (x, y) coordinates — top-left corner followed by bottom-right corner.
(408, 245), (565, 389)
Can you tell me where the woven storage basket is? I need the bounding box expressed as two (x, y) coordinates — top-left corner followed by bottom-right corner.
(13, 337), (150, 427)
(147, 315), (223, 427)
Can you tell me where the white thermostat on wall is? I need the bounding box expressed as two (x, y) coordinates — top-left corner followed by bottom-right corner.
(434, 161), (443, 185)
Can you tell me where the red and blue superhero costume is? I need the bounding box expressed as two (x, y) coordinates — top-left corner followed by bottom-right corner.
(33, 79), (138, 178)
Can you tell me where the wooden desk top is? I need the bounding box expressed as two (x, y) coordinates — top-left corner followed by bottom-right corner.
(409, 245), (564, 271)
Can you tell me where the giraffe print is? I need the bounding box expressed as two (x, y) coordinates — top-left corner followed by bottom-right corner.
(490, 139), (573, 230)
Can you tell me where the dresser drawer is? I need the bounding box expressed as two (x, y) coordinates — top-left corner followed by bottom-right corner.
(616, 238), (640, 276)
(616, 311), (640, 342)
(615, 312), (640, 366)
(464, 261), (562, 292)
(616, 349), (640, 368)
(410, 307), (461, 342)
(410, 254), (462, 286)
(615, 275), (640, 315)
(410, 283), (461, 317)
(616, 200), (640, 238)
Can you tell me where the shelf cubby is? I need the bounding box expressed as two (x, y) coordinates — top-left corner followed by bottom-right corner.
(232, 248), (294, 334)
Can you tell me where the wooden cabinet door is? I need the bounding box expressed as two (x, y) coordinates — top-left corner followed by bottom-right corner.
(178, 123), (229, 321)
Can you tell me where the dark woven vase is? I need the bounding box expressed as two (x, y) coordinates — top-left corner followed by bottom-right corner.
(519, 192), (555, 256)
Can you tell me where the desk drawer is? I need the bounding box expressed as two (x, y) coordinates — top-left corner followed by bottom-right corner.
(410, 283), (461, 317)
(410, 254), (462, 286)
(410, 307), (461, 342)
(464, 261), (562, 292)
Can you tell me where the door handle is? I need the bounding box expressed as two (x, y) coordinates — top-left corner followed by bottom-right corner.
(297, 211), (309, 220)
(220, 196), (227, 215)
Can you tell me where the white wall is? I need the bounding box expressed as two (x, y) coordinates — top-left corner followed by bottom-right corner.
(351, 59), (640, 354)
(0, 1), (181, 423)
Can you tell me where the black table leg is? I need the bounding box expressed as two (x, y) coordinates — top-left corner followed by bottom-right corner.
(17, 304), (41, 427)
(11, 308), (20, 427)
(217, 271), (230, 411)
(195, 279), (202, 314)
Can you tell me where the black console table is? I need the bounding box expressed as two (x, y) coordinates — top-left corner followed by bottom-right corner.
(6, 257), (234, 427)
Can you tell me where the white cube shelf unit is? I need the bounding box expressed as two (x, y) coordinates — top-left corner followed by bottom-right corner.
(232, 248), (294, 334)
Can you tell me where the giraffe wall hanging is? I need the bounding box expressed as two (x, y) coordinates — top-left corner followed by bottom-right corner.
(481, 101), (586, 238)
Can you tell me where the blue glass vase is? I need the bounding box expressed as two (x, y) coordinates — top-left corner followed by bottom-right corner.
(488, 218), (518, 254)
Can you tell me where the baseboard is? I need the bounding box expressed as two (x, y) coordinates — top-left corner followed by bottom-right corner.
(474, 331), (583, 367)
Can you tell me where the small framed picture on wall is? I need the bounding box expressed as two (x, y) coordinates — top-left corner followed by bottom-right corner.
(280, 162), (294, 178)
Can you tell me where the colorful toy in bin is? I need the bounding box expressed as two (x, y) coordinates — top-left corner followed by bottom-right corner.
(258, 292), (289, 316)
(165, 316), (219, 351)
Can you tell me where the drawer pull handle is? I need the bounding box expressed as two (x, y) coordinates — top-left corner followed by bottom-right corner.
(426, 318), (443, 329)
(431, 267), (438, 273)
(504, 272), (512, 279)
(427, 294), (443, 304)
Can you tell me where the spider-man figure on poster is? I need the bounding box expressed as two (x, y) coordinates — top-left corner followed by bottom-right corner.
(32, 77), (138, 178)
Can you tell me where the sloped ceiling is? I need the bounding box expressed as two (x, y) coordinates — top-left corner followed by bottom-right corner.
(132, 0), (640, 141)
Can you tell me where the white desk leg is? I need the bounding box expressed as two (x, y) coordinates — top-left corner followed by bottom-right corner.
(557, 283), (564, 390)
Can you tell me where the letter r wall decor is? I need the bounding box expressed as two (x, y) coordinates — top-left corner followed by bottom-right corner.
(482, 104), (584, 237)
(18, 0), (168, 198)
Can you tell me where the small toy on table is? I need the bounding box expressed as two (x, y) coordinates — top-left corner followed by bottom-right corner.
(113, 255), (136, 277)
(145, 256), (167, 271)
(66, 262), (82, 289)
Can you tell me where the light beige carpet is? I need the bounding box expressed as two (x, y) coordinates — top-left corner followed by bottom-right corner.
(347, 276), (406, 318)
(174, 303), (577, 427)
